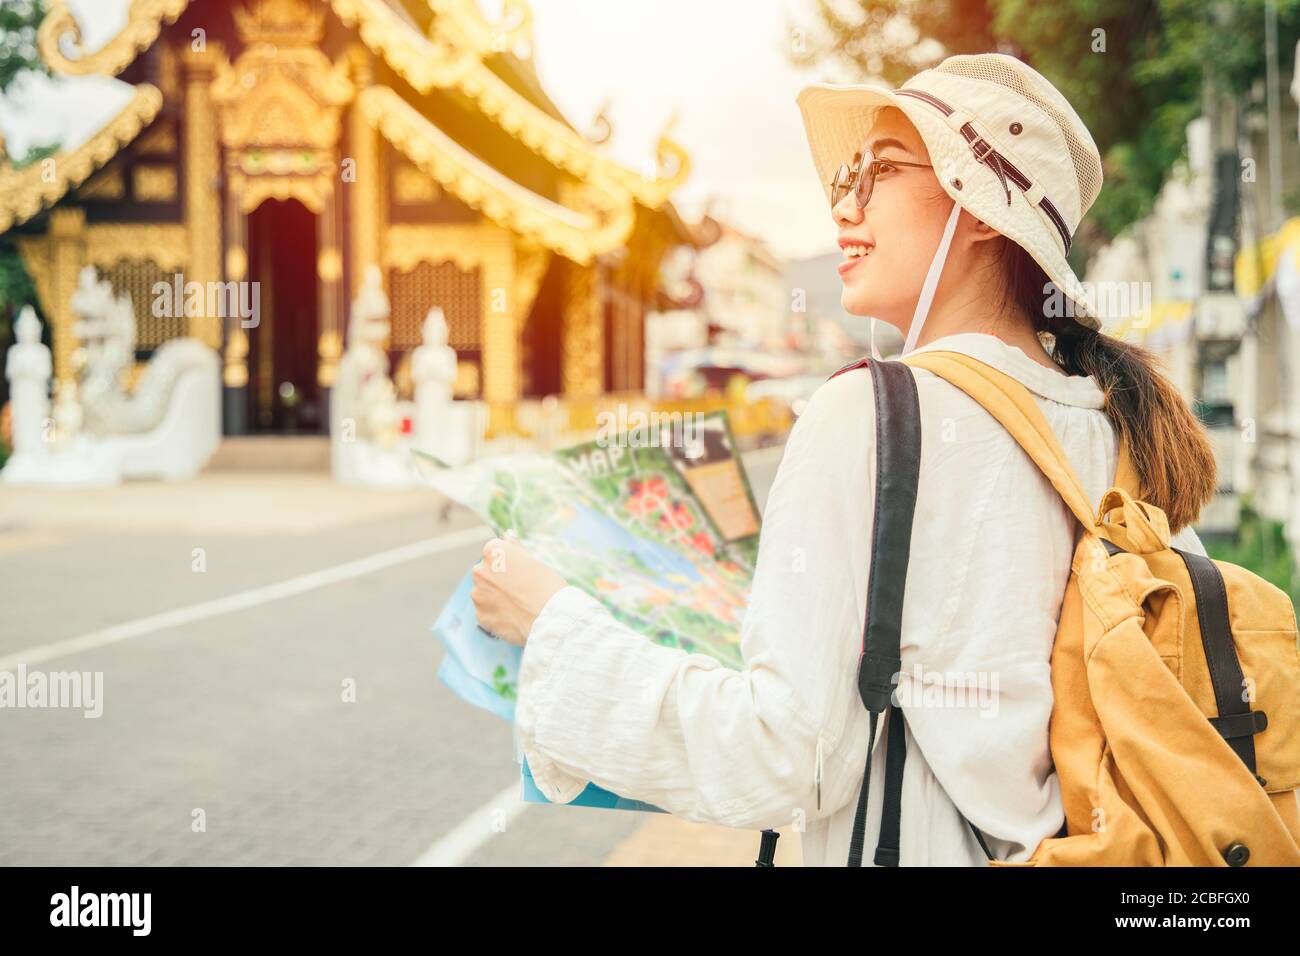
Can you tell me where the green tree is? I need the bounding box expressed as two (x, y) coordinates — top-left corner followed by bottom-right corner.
(0, 0), (45, 93)
(0, 0), (53, 366)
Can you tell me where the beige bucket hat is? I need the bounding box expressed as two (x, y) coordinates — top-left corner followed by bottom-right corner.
(797, 52), (1104, 330)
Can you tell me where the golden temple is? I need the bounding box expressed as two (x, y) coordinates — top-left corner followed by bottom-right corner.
(0, 0), (695, 434)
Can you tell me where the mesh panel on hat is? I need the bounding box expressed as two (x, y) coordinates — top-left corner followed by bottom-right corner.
(931, 55), (1102, 217)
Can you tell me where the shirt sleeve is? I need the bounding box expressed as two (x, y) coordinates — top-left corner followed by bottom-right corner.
(514, 369), (879, 830)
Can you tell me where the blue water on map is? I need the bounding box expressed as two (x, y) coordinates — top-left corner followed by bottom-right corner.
(557, 505), (703, 584)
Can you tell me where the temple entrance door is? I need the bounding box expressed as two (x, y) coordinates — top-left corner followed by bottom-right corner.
(246, 198), (322, 433)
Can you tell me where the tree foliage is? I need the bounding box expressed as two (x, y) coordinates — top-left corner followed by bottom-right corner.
(0, 0), (52, 362)
(0, 0), (45, 94)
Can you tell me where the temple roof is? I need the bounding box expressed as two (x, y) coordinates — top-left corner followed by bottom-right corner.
(1, 0), (691, 249)
(0, 83), (162, 234)
(360, 85), (634, 263)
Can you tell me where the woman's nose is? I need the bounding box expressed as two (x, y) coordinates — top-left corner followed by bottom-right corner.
(832, 191), (863, 226)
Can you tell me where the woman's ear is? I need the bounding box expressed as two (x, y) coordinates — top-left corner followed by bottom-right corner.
(963, 213), (1003, 250)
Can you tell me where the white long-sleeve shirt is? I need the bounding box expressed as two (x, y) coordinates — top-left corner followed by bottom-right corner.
(515, 331), (1207, 866)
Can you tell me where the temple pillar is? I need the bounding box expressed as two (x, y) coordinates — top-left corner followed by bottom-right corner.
(182, 43), (222, 348)
(317, 188), (344, 425)
(347, 47), (381, 298)
(221, 191), (249, 435)
(48, 207), (86, 385)
(482, 229), (519, 435)
(563, 260), (604, 399)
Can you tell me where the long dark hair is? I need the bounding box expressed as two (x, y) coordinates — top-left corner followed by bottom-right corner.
(995, 237), (1216, 533)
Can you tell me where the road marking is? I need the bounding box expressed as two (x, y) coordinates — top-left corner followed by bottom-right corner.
(409, 781), (527, 866)
(0, 525), (490, 671)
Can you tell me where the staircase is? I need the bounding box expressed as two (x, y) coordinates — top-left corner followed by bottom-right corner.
(204, 436), (331, 472)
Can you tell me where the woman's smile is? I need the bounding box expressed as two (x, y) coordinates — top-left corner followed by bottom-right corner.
(837, 238), (873, 277)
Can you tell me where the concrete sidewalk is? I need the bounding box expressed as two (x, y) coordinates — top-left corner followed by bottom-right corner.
(0, 471), (444, 540)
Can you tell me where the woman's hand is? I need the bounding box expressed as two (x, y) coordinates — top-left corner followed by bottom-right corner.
(470, 533), (568, 646)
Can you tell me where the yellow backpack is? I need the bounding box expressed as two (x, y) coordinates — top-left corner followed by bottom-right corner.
(904, 349), (1300, 866)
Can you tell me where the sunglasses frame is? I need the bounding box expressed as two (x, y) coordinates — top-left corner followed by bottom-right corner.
(829, 147), (934, 209)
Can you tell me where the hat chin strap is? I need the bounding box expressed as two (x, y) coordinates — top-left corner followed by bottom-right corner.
(871, 200), (962, 360)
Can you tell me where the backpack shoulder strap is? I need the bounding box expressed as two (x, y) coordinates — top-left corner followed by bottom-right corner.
(902, 350), (1100, 533)
(843, 358), (917, 867)
(839, 357), (994, 866)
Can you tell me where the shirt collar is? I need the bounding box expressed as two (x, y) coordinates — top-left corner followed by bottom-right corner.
(907, 332), (1106, 409)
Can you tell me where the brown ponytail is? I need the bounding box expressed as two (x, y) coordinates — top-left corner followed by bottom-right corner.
(996, 238), (1217, 533)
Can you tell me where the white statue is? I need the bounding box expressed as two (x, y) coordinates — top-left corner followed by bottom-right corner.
(5, 306), (52, 455)
(411, 306), (457, 452)
(334, 265), (400, 448)
(361, 375), (401, 448)
(51, 379), (83, 446)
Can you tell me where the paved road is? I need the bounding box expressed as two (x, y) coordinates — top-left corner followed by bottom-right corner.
(0, 448), (785, 866)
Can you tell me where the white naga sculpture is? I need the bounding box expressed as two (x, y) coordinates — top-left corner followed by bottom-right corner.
(2, 268), (220, 485)
(71, 266), (143, 434)
(410, 306), (456, 450)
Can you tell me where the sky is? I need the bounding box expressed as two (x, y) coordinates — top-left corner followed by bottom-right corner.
(2, 0), (852, 260)
(520, 0), (848, 260)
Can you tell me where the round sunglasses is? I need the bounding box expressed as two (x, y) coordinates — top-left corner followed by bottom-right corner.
(829, 147), (933, 209)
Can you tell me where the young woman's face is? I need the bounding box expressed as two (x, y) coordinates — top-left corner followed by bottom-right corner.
(833, 107), (962, 330)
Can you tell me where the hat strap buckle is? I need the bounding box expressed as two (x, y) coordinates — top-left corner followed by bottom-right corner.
(966, 136), (1013, 206)
(969, 137), (995, 164)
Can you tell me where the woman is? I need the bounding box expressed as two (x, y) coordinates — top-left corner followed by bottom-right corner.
(470, 53), (1217, 866)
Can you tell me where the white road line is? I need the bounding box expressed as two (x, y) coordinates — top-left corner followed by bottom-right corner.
(409, 780), (527, 866)
(0, 525), (490, 672)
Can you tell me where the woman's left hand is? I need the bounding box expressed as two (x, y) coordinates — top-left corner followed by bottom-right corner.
(470, 533), (568, 646)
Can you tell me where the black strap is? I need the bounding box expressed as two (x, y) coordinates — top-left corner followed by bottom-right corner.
(845, 358), (919, 866)
(877, 704), (997, 864)
(1178, 549), (1266, 779)
(846, 711), (880, 867)
(873, 702), (907, 866)
(855, 360), (920, 716)
(1102, 540), (1267, 783)
(843, 359), (995, 866)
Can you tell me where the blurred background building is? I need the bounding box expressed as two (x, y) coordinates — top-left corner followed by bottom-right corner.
(0, 0), (696, 440)
(1085, 10), (1300, 586)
